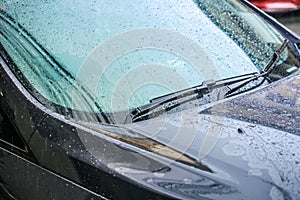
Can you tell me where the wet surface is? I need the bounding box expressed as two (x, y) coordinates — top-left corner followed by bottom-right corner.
(1, 1), (300, 199)
(203, 72), (300, 134)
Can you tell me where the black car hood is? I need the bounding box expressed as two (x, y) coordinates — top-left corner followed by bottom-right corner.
(124, 72), (300, 199)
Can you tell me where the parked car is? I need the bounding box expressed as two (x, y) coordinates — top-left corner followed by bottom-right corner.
(248, 0), (300, 12)
(0, 0), (300, 199)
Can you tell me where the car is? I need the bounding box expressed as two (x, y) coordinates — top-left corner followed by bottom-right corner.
(0, 0), (300, 199)
(248, 0), (300, 12)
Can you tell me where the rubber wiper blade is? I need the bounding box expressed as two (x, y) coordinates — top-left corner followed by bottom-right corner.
(127, 72), (259, 123)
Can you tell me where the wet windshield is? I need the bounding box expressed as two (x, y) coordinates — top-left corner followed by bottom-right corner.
(0, 0), (298, 121)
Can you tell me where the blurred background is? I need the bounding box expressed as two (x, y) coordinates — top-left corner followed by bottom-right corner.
(248, 0), (300, 35)
(272, 11), (300, 36)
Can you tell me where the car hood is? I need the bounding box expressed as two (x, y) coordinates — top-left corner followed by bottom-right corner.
(124, 72), (300, 199)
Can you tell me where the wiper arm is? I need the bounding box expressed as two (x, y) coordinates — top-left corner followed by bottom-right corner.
(263, 39), (289, 73)
(127, 39), (289, 123)
(225, 39), (289, 96)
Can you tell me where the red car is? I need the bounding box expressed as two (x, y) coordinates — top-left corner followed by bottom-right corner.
(249, 0), (300, 12)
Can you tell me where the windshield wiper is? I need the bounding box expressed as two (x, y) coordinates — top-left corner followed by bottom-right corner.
(127, 39), (289, 123)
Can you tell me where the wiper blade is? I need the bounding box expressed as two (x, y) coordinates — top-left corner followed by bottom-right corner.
(126, 72), (259, 122)
(127, 39), (289, 123)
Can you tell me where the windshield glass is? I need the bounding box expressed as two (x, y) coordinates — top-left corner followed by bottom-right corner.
(0, 0), (299, 122)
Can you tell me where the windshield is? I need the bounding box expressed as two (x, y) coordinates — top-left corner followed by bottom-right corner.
(0, 0), (299, 122)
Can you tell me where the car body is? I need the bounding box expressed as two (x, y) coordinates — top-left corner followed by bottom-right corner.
(0, 0), (300, 199)
(248, 0), (300, 12)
